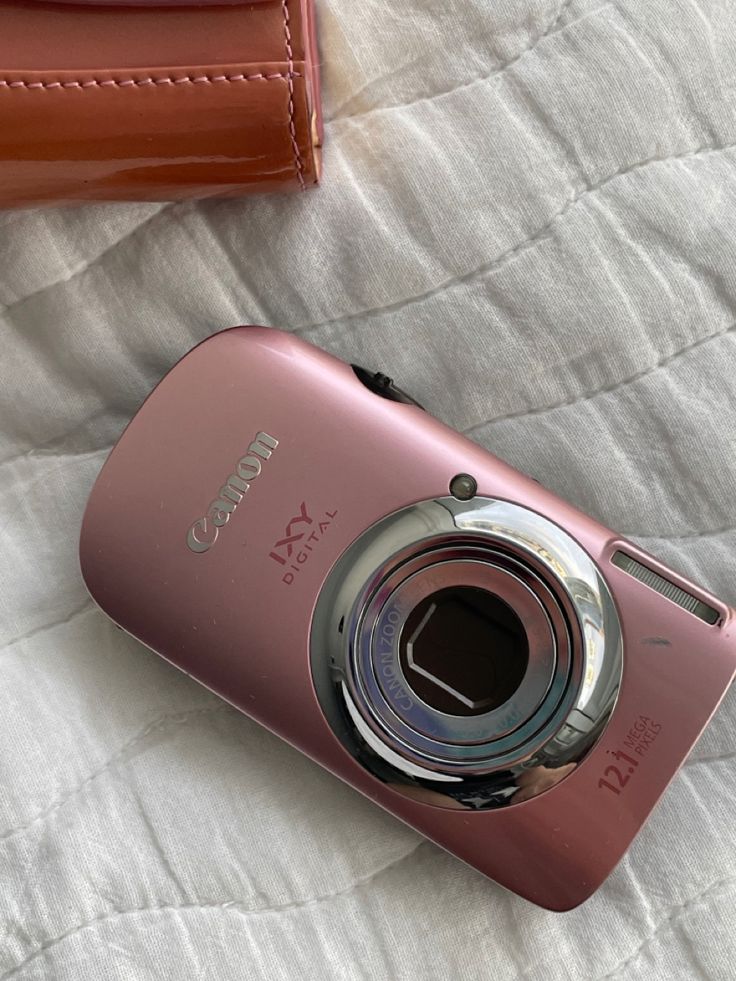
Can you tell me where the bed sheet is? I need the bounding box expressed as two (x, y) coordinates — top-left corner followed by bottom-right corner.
(1, 1), (735, 978)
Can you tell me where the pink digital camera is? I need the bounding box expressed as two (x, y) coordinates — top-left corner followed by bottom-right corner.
(79, 327), (736, 910)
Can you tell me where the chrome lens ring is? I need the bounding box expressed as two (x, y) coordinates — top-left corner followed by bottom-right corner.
(348, 554), (565, 765)
(345, 546), (580, 773)
(310, 497), (623, 808)
(368, 559), (557, 743)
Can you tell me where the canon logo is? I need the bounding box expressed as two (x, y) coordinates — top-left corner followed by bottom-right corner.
(186, 431), (278, 553)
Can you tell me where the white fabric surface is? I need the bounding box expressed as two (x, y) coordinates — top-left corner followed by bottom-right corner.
(1, 0), (735, 978)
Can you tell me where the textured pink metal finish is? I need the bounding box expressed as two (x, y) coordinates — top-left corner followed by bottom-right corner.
(79, 327), (736, 910)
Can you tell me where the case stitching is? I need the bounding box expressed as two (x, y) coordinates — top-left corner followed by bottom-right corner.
(281, 0), (306, 190)
(0, 71), (301, 91)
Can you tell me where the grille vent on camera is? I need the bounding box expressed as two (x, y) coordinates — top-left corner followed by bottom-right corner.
(611, 551), (719, 625)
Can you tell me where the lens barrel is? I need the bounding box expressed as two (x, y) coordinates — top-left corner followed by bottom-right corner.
(311, 497), (623, 809)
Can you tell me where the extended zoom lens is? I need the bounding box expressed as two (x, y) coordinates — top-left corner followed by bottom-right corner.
(398, 586), (529, 717)
(310, 496), (623, 808)
(358, 555), (562, 756)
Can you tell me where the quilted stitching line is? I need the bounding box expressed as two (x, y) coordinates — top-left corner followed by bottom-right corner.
(295, 141), (736, 336)
(628, 522), (736, 542)
(0, 413), (116, 469)
(0, 441), (114, 471)
(0, 842), (424, 980)
(0, 705), (230, 844)
(0, 598), (93, 655)
(0, 72), (302, 92)
(0, 205), (176, 326)
(462, 318), (736, 434)
(281, 0), (306, 190)
(686, 749), (736, 766)
(330, 0), (584, 123)
(546, 0), (575, 34)
(598, 876), (736, 980)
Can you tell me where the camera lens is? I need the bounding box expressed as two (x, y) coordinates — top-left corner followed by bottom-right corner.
(362, 557), (558, 751)
(311, 496), (623, 807)
(398, 586), (529, 717)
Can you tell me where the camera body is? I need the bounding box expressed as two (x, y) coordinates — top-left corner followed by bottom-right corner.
(80, 327), (736, 910)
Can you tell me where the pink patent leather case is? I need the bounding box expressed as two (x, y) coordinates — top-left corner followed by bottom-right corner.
(0, 0), (321, 207)
(80, 328), (736, 910)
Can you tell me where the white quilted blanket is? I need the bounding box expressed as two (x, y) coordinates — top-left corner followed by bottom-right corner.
(1, 1), (735, 978)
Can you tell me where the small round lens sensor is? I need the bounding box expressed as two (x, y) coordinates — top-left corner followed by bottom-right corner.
(398, 586), (529, 717)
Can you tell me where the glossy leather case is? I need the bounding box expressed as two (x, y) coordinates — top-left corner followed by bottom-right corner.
(0, 0), (322, 207)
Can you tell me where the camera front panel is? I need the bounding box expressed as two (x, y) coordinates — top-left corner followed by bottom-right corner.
(80, 327), (736, 910)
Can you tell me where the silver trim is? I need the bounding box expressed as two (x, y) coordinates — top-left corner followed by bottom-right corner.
(310, 497), (623, 809)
